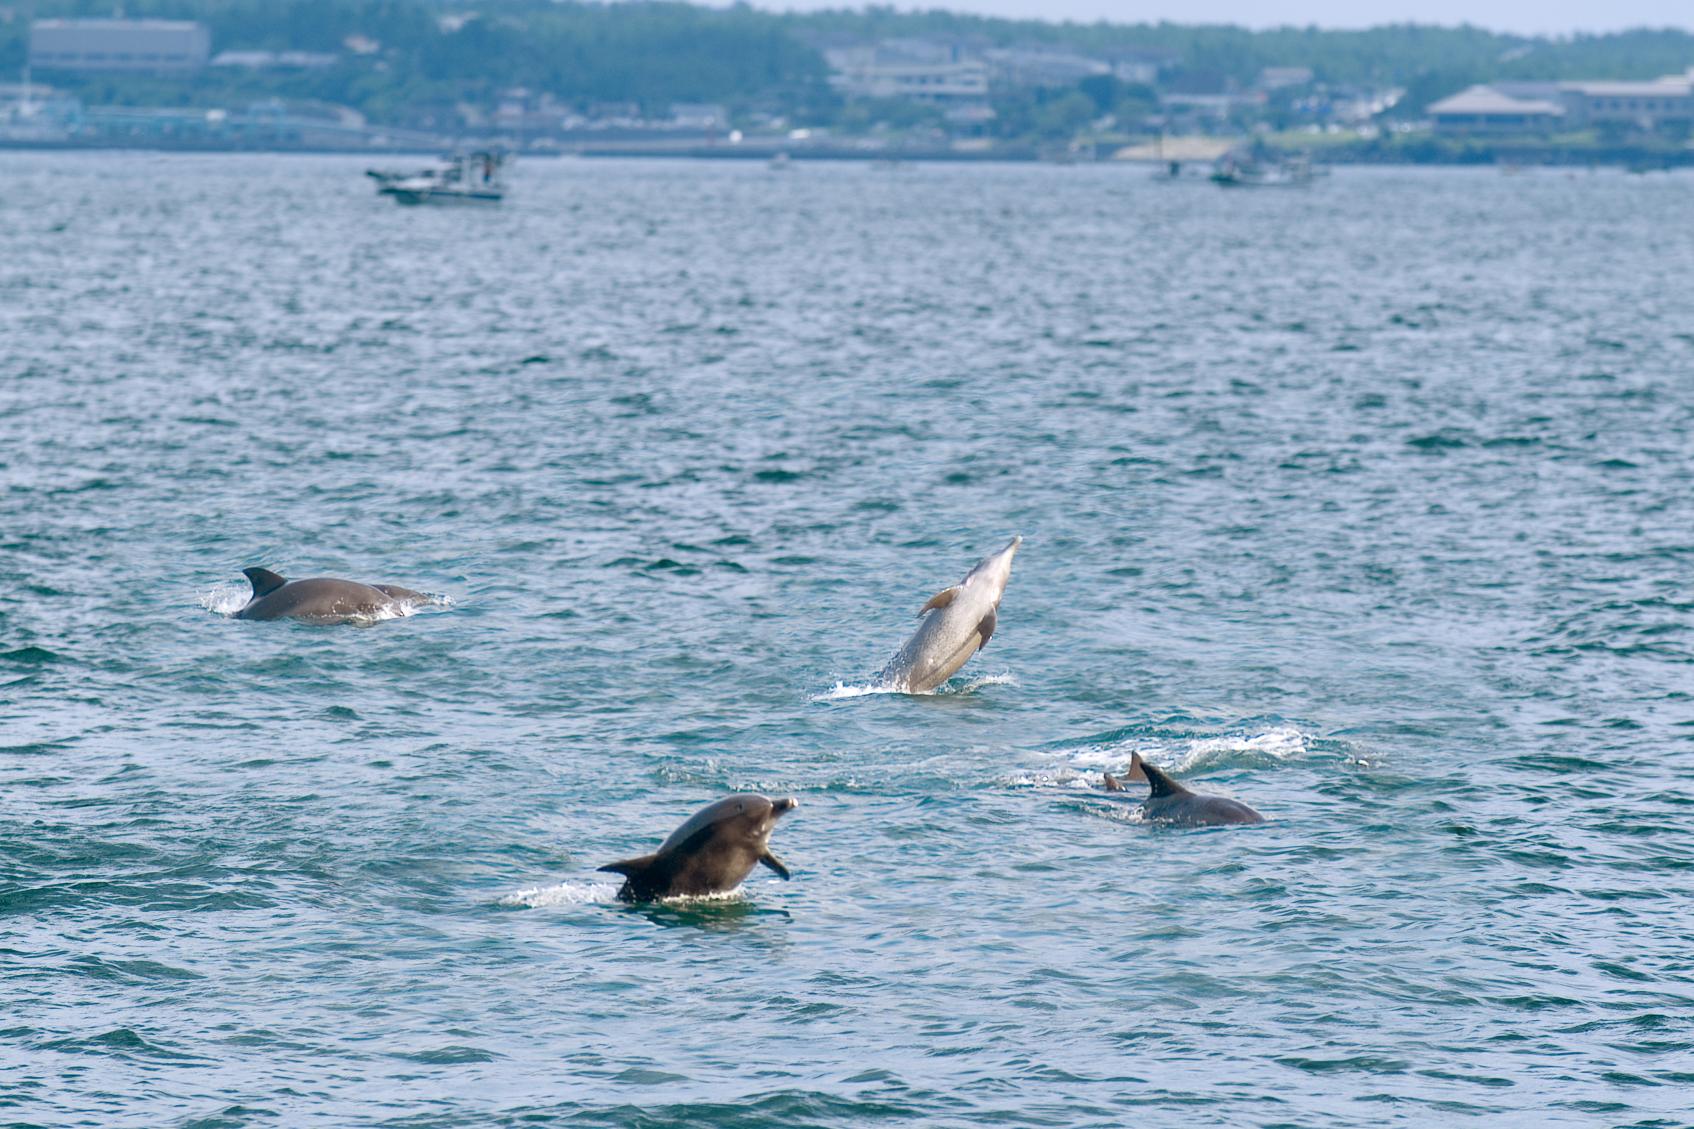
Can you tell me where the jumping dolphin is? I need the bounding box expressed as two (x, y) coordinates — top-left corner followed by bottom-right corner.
(232, 567), (430, 624)
(1103, 752), (1265, 827)
(599, 793), (798, 903)
(879, 535), (1021, 693)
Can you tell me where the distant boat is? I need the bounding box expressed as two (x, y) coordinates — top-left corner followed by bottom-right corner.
(1150, 159), (1197, 182)
(1210, 152), (1314, 188)
(367, 151), (506, 206)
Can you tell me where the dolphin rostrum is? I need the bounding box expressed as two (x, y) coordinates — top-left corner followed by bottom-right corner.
(1103, 752), (1265, 827)
(232, 567), (430, 624)
(599, 793), (798, 903)
(879, 536), (1021, 693)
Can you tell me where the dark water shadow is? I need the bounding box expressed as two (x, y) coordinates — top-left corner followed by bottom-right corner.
(616, 898), (793, 932)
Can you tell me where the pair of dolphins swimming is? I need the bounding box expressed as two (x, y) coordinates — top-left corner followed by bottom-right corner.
(225, 536), (1023, 691)
(228, 538), (1263, 905)
(597, 751), (1265, 904)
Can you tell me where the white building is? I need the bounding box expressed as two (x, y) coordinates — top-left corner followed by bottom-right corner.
(982, 46), (1109, 89)
(1430, 70), (1694, 134)
(1111, 51), (1178, 86)
(1258, 67), (1314, 92)
(1427, 85), (1565, 134)
(670, 103), (728, 130)
(30, 19), (210, 73)
(825, 43), (990, 104)
(1560, 71), (1694, 129)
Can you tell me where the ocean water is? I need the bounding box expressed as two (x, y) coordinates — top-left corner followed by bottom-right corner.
(2, 153), (1693, 1127)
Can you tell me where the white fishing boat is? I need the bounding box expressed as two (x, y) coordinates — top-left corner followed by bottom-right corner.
(1210, 151), (1314, 188)
(367, 151), (507, 206)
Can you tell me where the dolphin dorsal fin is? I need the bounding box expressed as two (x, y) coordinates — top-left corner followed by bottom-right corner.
(919, 586), (961, 616)
(242, 567), (287, 599)
(1133, 753), (1191, 799)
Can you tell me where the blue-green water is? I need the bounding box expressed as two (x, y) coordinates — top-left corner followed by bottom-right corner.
(3, 154), (1693, 1127)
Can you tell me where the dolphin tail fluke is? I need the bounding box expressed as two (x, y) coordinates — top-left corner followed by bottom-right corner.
(597, 854), (659, 878)
(758, 849), (791, 880)
(918, 586), (961, 617)
(242, 567), (287, 599)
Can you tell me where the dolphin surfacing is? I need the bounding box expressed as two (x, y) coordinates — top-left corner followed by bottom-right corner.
(1103, 752), (1265, 827)
(879, 536), (1020, 693)
(232, 567), (430, 625)
(599, 793), (797, 903)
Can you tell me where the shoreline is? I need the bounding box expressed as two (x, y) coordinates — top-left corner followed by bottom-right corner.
(4, 137), (1693, 169)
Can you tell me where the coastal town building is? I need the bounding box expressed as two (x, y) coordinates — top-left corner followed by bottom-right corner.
(824, 42), (991, 105)
(981, 46), (1109, 88)
(1427, 84), (1565, 133)
(1110, 50), (1179, 85)
(1430, 69), (1694, 134)
(1560, 72), (1694, 129)
(29, 19), (210, 73)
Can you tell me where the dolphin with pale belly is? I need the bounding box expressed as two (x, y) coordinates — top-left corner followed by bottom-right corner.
(878, 536), (1021, 693)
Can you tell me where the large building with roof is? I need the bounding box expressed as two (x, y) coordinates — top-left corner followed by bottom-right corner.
(1427, 85), (1565, 134)
(30, 19), (210, 73)
(1560, 72), (1694, 129)
(1430, 69), (1694, 135)
(824, 42), (990, 105)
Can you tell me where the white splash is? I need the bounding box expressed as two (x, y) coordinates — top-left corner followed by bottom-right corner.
(947, 672), (1017, 693)
(813, 681), (902, 701)
(813, 671), (1016, 701)
(496, 882), (748, 908)
(199, 582), (251, 616)
(497, 880), (621, 908)
(1022, 724), (1316, 790)
(1177, 725), (1311, 771)
(1004, 767), (1104, 790)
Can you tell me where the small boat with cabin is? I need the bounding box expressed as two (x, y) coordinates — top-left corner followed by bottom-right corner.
(367, 151), (507, 206)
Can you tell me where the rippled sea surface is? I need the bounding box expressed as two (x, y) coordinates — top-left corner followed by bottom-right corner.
(4, 154), (1693, 1127)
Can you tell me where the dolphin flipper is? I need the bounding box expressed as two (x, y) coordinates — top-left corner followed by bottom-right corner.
(976, 608), (997, 649)
(918, 587), (962, 616)
(758, 849), (791, 880)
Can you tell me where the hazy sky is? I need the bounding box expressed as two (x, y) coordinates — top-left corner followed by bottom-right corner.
(757, 0), (1694, 36)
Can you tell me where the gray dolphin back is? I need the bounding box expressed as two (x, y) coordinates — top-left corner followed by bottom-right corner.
(1121, 755), (1266, 827)
(232, 567), (427, 623)
(656, 794), (769, 854)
